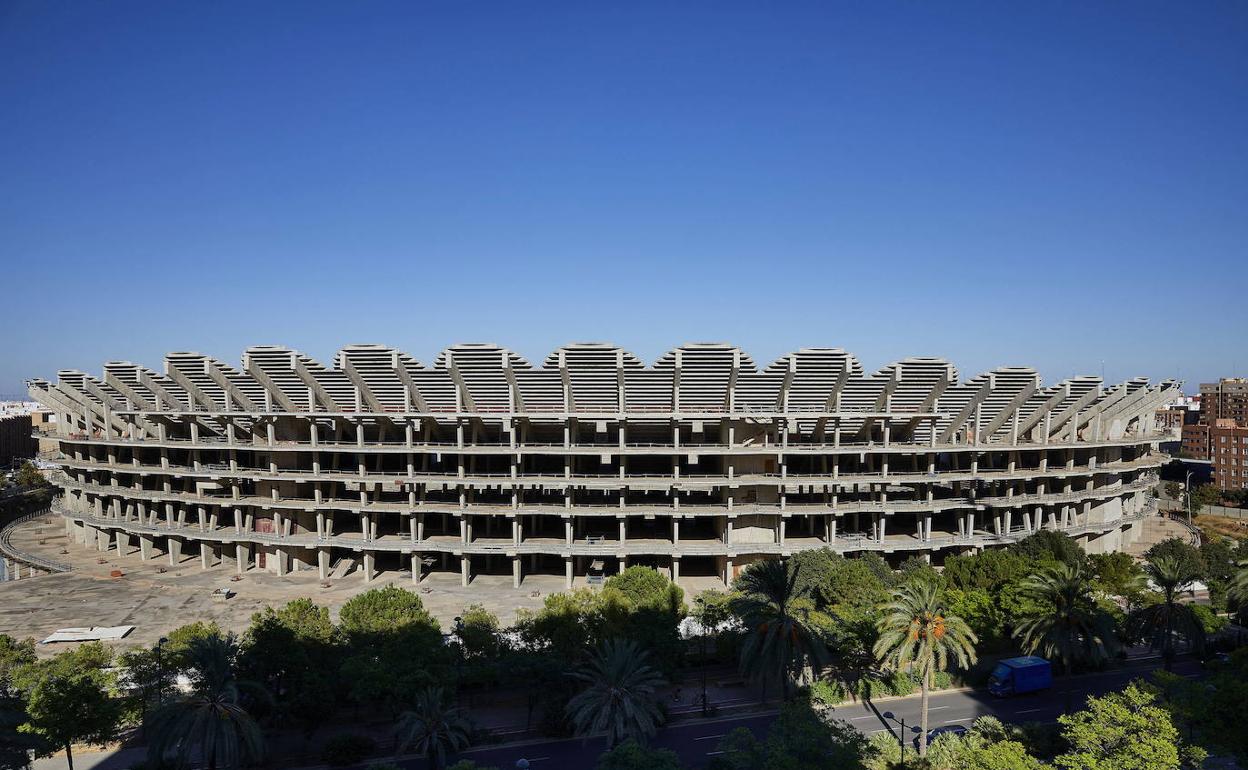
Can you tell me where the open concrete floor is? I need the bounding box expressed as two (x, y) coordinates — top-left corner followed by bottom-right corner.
(0, 517), (727, 656)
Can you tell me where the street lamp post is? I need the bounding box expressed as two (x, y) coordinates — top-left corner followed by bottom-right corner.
(454, 616), (464, 706)
(155, 636), (168, 707)
(1185, 470), (1194, 526)
(882, 711), (909, 768)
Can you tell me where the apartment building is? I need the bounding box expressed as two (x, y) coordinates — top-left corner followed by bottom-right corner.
(28, 343), (1177, 587)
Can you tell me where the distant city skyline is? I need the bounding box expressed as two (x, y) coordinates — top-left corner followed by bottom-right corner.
(3, 2), (1246, 395)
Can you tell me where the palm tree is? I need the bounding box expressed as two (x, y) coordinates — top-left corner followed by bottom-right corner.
(1229, 559), (1248, 609)
(732, 559), (827, 700)
(1128, 555), (1206, 671)
(394, 687), (471, 770)
(874, 577), (977, 757)
(565, 639), (665, 749)
(145, 634), (266, 770)
(1013, 561), (1119, 676)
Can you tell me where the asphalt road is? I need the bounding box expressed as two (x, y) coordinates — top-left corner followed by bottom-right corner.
(457, 659), (1203, 770)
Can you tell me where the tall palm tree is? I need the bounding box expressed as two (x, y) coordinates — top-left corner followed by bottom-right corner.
(732, 559), (827, 700)
(1229, 559), (1248, 609)
(1128, 555), (1206, 671)
(565, 639), (665, 749)
(145, 634), (266, 770)
(394, 687), (471, 770)
(874, 577), (977, 757)
(1013, 561), (1119, 676)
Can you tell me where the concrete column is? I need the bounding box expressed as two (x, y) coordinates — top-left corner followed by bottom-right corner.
(779, 518), (786, 546)
(200, 543), (211, 570)
(235, 544), (249, 574)
(275, 549), (289, 576)
(168, 538), (182, 566)
(671, 558), (680, 586)
(877, 516), (887, 542)
(412, 553), (422, 584)
(319, 549), (331, 580)
(512, 556), (521, 588)
(724, 557), (734, 586)
(139, 536), (153, 561)
(363, 552), (376, 582)
(673, 518), (680, 545)
(461, 555), (470, 587)
(565, 519), (573, 545)
(618, 556), (626, 574)
(618, 518), (626, 542)
(565, 556), (573, 589)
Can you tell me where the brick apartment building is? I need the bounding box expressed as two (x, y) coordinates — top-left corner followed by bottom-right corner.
(1180, 378), (1248, 491)
(0, 413), (36, 467)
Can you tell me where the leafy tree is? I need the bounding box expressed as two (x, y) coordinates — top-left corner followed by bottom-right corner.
(394, 687), (472, 770)
(14, 462), (47, 489)
(119, 644), (178, 724)
(514, 589), (605, 662)
(605, 566), (685, 612)
(340, 585), (438, 634)
(1011, 530), (1087, 569)
(1190, 484), (1221, 516)
(1014, 561), (1119, 676)
(1232, 559), (1248, 611)
(944, 587), (1008, 650)
(566, 639), (665, 749)
(873, 577), (977, 757)
(239, 598), (338, 733)
(710, 700), (869, 770)
(15, 644), (121, 770)
(1088, 552), (1145, 600)
(1144, 539), (1205, 583)
(456, 604), (502, 662)
(1198, 538), (1239, 610)
(339, 587), (450, 713)
(1055, 681), (1204, 770)
(944, 548), (1033, 592)
(594, 739), (684, 770)
(1152, 647), (1248, 761)
(164, 621), (225, 668)
(0, 635), (40, 770)
(733, 559), (828, 699)
(1128, 556), (1205, 671)
(1163, 482), (1182, 502)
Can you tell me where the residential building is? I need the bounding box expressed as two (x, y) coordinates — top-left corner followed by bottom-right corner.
(1210, 418), (1248, 492)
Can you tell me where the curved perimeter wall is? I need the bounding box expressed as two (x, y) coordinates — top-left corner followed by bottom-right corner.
(28, 343), (1178, 587)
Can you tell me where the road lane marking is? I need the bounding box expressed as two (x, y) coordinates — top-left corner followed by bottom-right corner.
(694, 734), (725, 741)
(928, 706), (950, 711)
(1015, 708), (1045, 714)
(850, 716), (879, 721)
(706, 751), (725, 756)
(943, 718), (973, 724)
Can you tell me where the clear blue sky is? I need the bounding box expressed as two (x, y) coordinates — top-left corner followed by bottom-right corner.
(2, 2), (1246, 397)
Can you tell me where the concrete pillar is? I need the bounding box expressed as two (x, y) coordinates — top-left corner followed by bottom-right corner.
(168, 538), (182, 566)
(724, 557), (734, 586)
(512, 556), (521, 588)
(235, 544), (249, 574)
(139, 536), (153, 561)
(671, 558), (680, 586)
(565, 556), (573, 589)
(363, 552), (376, 582)
(565, 519), (573, 545)
(618, 518), (626, 542)
(275, 549), (289, 576)
(461, 555), (470, 587)
(200, 543), (211, 570)
(412, 553), (422, 584)
(673, 518), (680, 545)
(319, 549), (331, 580)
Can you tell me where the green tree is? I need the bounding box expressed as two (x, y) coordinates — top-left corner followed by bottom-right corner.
(692, 589), (734, 714)
(1231, 559), (1248, 611)
(1011, 530), (1087, 569)
(339, 585), (438, 634)
(566, 639), (665, 749)
(339, 587), (449, 713)
(873, 577), (977, 757)
(1198, 538), (1239, 610)
(15, 644), (121, 770)
(1013, 561), (1119, 676)
(394, 687), (471, 770)
(1128, 556), (1205, 671)
(146, 633), (266, 770)
(1055, 682), (1203, 770)
(594, 739), (684, 770)
(456, 604), (502, 662)
(604, 566), (685, 612)
(1088, 552), (1145, 600)
(119, 644), (177, 724)
(1144, 539), (1205, 584)
(732, 559), (828, 699)
(1190, 484), (1221, 516)
(710, 700), (869, 770)
(14, 462), (47, 489)
(0, 635), (40, 770)
(943, 548), (1032, 593)
(239, 598), (338, 733)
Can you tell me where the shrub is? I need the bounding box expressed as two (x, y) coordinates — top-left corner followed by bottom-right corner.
(809, 678), (850, 707)
(1191, 604), (1228, 635)
(322, 734), (377, 767)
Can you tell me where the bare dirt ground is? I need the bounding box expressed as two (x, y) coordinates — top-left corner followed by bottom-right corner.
(0, 516), (725, 656)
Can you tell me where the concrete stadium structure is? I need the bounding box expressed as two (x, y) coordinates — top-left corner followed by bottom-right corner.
(27, 344), (1179, 588)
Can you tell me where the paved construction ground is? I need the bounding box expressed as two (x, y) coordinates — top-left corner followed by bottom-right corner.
(0, 516), (724, 654)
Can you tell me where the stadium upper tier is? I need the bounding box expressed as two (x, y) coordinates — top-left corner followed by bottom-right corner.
(27, 343), (1178, 586)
